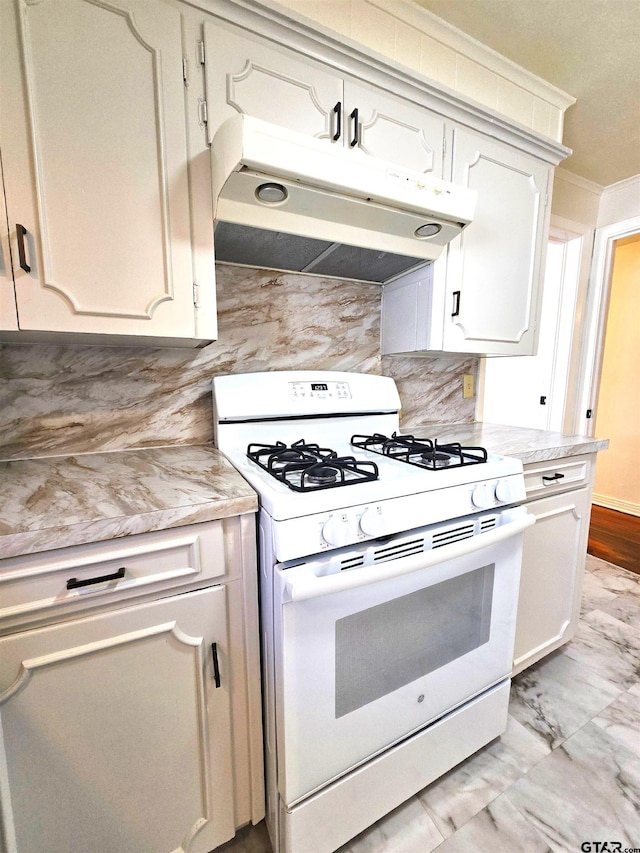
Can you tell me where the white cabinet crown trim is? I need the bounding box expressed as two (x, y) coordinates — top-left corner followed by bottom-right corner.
(201, 0), (570, 165)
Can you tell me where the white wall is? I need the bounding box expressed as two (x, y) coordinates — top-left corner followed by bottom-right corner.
(592, 236), (640, 514)
(552, 168), (602, 226)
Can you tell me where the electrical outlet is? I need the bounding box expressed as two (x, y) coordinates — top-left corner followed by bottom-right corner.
(463, 374), (475, 399)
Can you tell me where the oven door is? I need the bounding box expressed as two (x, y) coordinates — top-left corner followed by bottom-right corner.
(273, 506), (534, 806)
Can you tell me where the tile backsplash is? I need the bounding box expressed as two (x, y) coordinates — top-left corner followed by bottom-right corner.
(0, 264), (477, 460)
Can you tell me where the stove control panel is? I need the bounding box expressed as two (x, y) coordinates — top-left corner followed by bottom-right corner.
(289, 382), (351, 400)
(471, 479), (514, 509)
(289, 381), (351, 400)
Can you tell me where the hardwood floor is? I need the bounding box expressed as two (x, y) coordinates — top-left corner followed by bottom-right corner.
(588, 504), (640, 575)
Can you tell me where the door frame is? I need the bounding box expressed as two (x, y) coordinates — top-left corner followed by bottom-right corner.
(574, 215), (640, 436)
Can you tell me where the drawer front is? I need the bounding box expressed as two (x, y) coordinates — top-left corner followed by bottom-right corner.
(0, 521), (227, 634)
(523, 454), (593, 500)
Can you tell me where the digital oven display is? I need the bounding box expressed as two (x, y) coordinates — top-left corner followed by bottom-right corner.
(289, 381), (351, 399)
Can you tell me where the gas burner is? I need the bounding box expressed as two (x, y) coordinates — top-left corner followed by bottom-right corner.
(351, 432), (488, 471)
(305, 465), (339, 485)
(247, 440), (379, 492)
(420, 450), (451, 468)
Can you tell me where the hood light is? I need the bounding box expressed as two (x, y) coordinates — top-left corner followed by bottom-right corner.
(415, 223), (442, 238)
(256, 182), (288, 204)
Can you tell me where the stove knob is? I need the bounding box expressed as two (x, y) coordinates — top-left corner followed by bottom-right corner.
(495, 478), (512, 504)
(322, 513), (353, 547)
(471, 484), (492, 509)
(359, 505), (384, 537)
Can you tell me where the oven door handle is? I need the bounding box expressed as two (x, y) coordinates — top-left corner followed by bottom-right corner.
(282, 511), (535, 602)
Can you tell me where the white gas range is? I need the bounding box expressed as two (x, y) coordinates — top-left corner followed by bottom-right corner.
(213, 370), (534, 853)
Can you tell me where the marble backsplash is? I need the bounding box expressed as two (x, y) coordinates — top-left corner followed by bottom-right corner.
(0, 264), (478, 460)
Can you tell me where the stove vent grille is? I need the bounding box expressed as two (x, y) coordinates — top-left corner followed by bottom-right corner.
(373, 537), (425, 563)
(432, 522), (475, 549)
(340, 555), (365, 571)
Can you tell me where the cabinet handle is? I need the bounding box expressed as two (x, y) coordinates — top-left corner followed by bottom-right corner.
(211, 642), (221, 688)
(542, 473), (564, 484)
(16, 224), (31, 273)
(452, 290), (461, 317)
(349, 107), (359, 147)
(66, 566), (126, 590)
(333, 101), (342, 141)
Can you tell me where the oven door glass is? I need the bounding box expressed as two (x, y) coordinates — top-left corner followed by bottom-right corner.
(274, 524), (524, 805)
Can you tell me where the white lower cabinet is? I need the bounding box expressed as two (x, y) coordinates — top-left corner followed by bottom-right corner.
(0, 516), (264, 853)
(0, 586), (233, 853)
(513, 455), (595, 675)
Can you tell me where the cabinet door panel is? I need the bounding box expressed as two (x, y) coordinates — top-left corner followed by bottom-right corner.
(1, 0), (196, 338)
(444, 127), (550, 354)
(0, 586), (234, 853)
(0, 153), (18, 331)
(513, 487), (590, 674)
(346, 81), (445, 176)
(204, 21), (342, 145)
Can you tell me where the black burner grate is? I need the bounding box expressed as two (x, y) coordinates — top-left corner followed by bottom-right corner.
(247, 439), (379, 492)
(351, 432), (488, 470)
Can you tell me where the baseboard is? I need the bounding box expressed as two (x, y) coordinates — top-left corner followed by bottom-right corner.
(592, 494), (640, 517)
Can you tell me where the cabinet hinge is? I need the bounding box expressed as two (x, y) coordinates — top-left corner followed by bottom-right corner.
(193, 282), (200, 309)
(198, 39), (206, 66)
(182, 57), (188, 85)
(198, 98), (208, 127)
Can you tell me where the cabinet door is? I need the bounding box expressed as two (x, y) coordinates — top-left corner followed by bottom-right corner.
(345, 80), (445, 176)
(512, 487), (590, 675)
(0, 152), (19, 331)
(443, 127), (551, 355)
(204, 21), (342, 145)
(0, 586), (234, 853)
(0, 0), (200, 341)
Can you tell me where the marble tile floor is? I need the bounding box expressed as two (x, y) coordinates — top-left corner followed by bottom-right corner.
(218, 555), (640, 853)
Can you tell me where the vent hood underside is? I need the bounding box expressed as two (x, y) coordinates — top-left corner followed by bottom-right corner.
(211, 116), (477, 284)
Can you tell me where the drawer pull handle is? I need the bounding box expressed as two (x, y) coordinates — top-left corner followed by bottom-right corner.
(16, 224), (31, 273)
(211, 642), (221, 688)
(66, 567), (126, 590)
(350, 107), (359, 147)
(333, 101), (342, 141)
(542, 473), (565, 484)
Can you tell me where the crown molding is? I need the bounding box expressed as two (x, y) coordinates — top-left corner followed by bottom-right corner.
(368, 0), (576, 109)
(554, 168), (603, 196)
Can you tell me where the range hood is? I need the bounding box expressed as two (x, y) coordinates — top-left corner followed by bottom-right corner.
(211, 115), (477, 284)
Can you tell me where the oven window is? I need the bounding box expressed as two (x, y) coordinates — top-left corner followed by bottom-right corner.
(334, 564), (495, 718)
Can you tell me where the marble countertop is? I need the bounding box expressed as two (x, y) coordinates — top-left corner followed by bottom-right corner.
(0, 445), (258, 560)
(0, 424), (608, 561)
(400, 421), (609, 464)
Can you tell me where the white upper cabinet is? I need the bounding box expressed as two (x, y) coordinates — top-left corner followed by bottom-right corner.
(382, 126), (552, 357)
(0, 153), (19, 332)
(204, 20), (445, 177)
(344, 80), (445, 176)
(0, 0), (215, 345)
(204, 21), (341, 144)
(443, 127), (551, 355)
